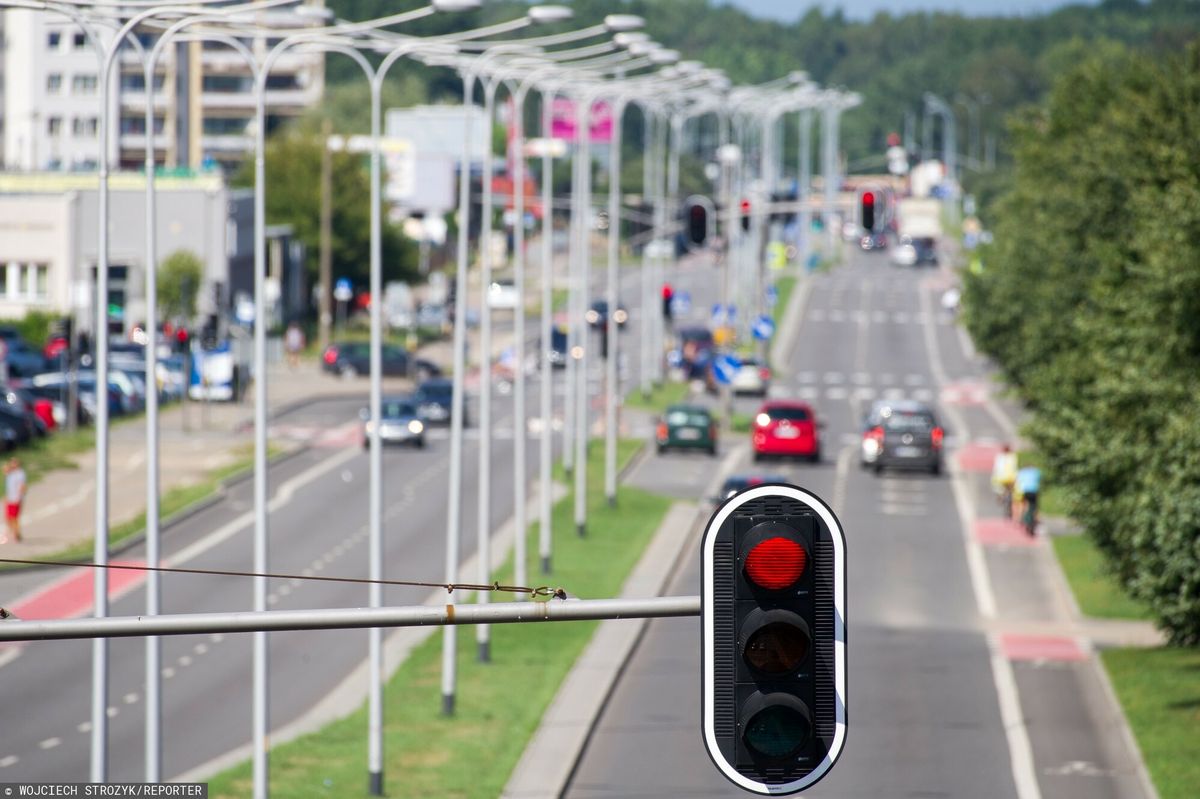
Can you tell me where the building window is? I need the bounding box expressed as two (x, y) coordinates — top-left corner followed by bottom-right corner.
(47, 117), (62, 136)
(119, 73), (166, 92)
(73, 31), (87, 49)
(72, 117), (99, 138)
(72, 74), (98, 95)
(4, 264), (49, 301)
(202, 75), (253, 93)
(46, 73), (62, 93)
(265, 74), (300, 91)
(202, 116), (250, 136)
(119, 116), (164, 135)
(47, 31), (61, 49)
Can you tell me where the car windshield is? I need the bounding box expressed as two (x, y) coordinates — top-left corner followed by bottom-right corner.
(883, 411), (935, 432)
(419, 384), (451, 399)
(382, 401), (417, 418)
(667, 409), (710, 426)
(767, 407), (810, 421)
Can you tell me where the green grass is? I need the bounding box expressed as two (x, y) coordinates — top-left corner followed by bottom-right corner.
(207, 439), (671, 799)
(623, 379), (690, 415)
(729, 412), (752, 433)
(1051, 534), (1150, 621)
(771, 276), (796, 326)
(1102, 646), (1200, 799)
(19, 425), (96, 484)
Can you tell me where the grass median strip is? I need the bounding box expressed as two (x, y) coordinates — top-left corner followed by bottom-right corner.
(207, 438), (671, 799)
(1050, 533), (1150, 621)
(624, 379), (689, 415)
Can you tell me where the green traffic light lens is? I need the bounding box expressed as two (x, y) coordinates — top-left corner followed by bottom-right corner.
(743, 703), (811, 759)
(745, 621), (810, 675)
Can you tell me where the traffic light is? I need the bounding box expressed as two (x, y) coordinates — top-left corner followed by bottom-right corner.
(740, 199), (752, 233)
(701, 483), (846, 795)
(684, 195), (714, 250)
(860, 190), (876, 232)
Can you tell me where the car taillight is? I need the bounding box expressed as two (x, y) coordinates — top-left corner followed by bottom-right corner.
(323, 348), (337, 365)
(866, 425), (884, 443)
(759, 367), (771, 380)
(656, 422), (667, 440)
(931, 427), (944, 449)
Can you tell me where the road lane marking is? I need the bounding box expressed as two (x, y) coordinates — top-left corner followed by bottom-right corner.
(0, 755), (17, 767)
(38, 738), (60, 750)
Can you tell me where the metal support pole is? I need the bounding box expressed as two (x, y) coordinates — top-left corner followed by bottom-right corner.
(538, 89), (555, 576)
(652, 111), (669, 384)
(604, 98), (626, 508)
(477, 78), (499, 663)
(639, 111), (653, 400)
(367, 66), (385, 799)
(512, 87), (529, 590)
(822, 105), (838, 254)
(574, 97), (594, 538)
(797, 108), (812, 271)
(443, 71), (475, 715)
(563, 112), (578, 478)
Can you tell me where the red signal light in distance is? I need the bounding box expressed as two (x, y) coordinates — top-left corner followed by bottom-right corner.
(862, 191), (875, 207)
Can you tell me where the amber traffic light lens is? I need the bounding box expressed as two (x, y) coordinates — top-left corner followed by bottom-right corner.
(745, 620), (810, 675)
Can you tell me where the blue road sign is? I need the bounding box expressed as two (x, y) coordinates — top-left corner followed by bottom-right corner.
(712, 353), (741, 385)
(671, 290), (692, 316)
(752, 315), (776, 341)
(765, 284), (778, 308)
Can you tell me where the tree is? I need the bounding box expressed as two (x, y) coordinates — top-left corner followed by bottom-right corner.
(232, 128), (417, 298)
(158, 250), (204, 321)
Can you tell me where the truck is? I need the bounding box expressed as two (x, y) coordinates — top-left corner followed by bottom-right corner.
(895, 197), (942, 266)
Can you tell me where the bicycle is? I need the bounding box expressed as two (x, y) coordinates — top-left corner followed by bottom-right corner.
(1021, 492), (1039, 537)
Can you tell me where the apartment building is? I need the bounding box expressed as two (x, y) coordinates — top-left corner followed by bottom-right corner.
(2, 5), (324, 173)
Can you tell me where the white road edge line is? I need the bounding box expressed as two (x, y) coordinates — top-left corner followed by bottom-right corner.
(920, 282), (1040, 799)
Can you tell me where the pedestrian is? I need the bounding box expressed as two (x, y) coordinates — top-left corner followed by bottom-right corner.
(2, 457), (26, 544)
(285, 322), (305, 370)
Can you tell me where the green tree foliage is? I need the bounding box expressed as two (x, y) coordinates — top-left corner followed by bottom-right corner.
(963, 44), (1200, 644)
(232, 129), (417, 295)
(157, 250), (204, 321)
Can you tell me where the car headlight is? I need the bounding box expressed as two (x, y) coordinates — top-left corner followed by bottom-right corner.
(613, 309), (628, 324)
(408, 420), (424, 434)
(585, 310), (600, 325)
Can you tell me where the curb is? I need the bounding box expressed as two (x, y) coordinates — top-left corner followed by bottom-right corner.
(502, 443), (745, 799)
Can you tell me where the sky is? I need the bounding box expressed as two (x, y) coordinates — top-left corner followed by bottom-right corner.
(722, 0), (1103, 22)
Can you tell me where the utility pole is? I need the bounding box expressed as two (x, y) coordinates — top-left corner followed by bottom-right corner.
(318, 117), (333, 354)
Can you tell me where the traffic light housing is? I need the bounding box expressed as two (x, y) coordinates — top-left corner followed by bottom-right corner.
(740, 198), (752, 233)
(684, 195), (714, 250)
(860, 190), (876, 233)
(702, 483), (847, 795)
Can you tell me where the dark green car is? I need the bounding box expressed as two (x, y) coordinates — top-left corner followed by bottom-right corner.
(655, 404), (718, 456)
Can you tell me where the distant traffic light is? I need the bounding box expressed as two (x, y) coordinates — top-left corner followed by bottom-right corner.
(684, 195), (714, 250)
(740, 198), (752, 233)
(701, 483), (846, 795)
(860, 190), (876, 232)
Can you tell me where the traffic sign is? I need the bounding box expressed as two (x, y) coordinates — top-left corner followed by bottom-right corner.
(712, 353), (741, 385)
(751, 315), (775, 341)
(334, 278), (353, 302)
(671, 291), (692, 317)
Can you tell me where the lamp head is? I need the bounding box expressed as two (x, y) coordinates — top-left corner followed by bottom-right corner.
(432, 0), (482, 11)
(613, 31), (650, 48)
(649, 48), (679, 65)
(604, 14), (644, 32)
(528, 5), (574, 24)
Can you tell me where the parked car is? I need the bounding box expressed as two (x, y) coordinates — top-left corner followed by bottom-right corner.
(0, 336), (48, 378)
(860, 231), (888, 251)
(912, 236), (939, 266)
(321, 342), (440, 380)
(361, 396), (426, 448)
(655, 404), (717, 456)
(860, 399), (944, 475)
(731, 357), (771, 397)
(413, 378), (464, 426)
(585, 300), (629, 329)
(0, 415), (25, 450)
(487, 280), (520, 310)
(752, 400), (822, 463)
(1, 387), (49, 437)
(30, 372), (125, 419)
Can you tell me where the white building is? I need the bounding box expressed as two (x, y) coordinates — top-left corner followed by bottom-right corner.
(1, 5), (325, 173)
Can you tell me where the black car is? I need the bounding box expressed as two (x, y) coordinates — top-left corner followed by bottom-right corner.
(0, 336), (48, 378)
(321, 341), (441, 380)
(859, 399), (945, 475)
(546, 326), (569, 369)
(912, 237), (939, 266)
(413, 378), (465, 426)
(585, 300), (629, 329)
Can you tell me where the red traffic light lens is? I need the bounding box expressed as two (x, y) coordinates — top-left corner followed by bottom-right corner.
(862, 191), (875, 206)
(745, 536), (807, 590)
(740, 199), (751, 213)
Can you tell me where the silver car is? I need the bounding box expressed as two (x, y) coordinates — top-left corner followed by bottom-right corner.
(860, 399), (944, 475)
(361, 397), (426, 449)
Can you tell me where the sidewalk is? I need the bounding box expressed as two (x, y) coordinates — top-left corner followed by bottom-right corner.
(4, 349), (452, 565)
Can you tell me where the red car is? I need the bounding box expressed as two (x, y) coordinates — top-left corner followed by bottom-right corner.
(752, 400), (822, 462)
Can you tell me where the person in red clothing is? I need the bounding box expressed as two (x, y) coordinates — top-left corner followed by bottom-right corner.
(2, 457), (26, 544)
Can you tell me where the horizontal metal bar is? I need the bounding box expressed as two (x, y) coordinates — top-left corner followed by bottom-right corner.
(0, 596), (702, 642)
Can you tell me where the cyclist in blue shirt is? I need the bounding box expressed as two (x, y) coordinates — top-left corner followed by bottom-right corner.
(1015, 466), (1042, 536)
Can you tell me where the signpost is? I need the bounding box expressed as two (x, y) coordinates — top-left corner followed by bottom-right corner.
(752, 315), (776, 341)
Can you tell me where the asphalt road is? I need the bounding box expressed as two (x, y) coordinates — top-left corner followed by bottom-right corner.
(0, 250), (726, 782)
(564, 248), (1152, 799)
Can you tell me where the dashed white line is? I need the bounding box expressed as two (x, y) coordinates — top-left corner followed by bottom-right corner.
(0, 755), (17, 767)
(106, 707), (118, 719)
(178, 656), (192, 668)
(162, 667), (176, 679)
(123, 693), (138, 705)
(194, 643), (208, 655)
(39, 738), (61, 750)
(76, 722), (91, 734)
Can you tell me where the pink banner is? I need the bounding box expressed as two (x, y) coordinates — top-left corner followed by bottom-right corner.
(550, 98), (613, 143)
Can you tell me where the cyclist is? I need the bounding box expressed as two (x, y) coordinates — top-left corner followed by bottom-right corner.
(991, 444), (1018, 519)
(1015, 465), (1042, 536)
